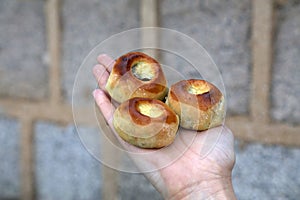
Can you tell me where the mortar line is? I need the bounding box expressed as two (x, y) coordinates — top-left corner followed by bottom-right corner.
(9, 95), (295, 147)
(0, 0), (295, 199)
(226, 117), (300, 147)
(140, 0), (159, 59)
(1, 97), (300, 146)
(250, 0), (274, 124)
(46, 0), (62, 105)
(20, 117), (35, 200)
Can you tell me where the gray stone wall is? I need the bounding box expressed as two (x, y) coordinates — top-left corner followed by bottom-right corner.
(62, 0), (140, 104)
(0, 0), (299, 199)
(161, 0), (251, 116)
(119, 172), (162, 200)
(35, 122), (103, 200)
(0, 116), (20, 199)
(271, 1), (300, 124)
(233, 141), (300, 200)
(0, 0), (47, 100)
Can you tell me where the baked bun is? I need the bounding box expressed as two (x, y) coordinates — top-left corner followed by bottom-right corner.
(106, 52), (168, 103)
(166, 79), (225, 131)
(113, 97), (179, 148)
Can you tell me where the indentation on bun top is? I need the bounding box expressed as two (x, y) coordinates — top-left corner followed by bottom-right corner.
(106, 52), (167, 103)
(170, 79), (222, 111)
(113, 52), (159, 77)
(188, 80), (210, 95)
(128, 98), (178, 125)
(137, 100), (164, 118)
(131, 61), (155, 81)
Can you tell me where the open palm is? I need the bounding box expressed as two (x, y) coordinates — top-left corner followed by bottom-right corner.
(93, 54), (236, 199)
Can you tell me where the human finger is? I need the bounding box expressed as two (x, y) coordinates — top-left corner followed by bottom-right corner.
(93, 89), (115, 126)
(97, 54), (115, 72)
(93, 64), (109, 90)
(93, 89), (152, 154)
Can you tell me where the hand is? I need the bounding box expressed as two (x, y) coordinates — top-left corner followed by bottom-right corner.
(93, 54), (236, 199)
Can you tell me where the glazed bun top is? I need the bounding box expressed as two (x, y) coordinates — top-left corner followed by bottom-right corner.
(169, 79), (223, 111)
(114, 52), (158, 78)
(113, 97), (179, 148)
(125, 97), (178, 126)
(106, 52), (167, 103)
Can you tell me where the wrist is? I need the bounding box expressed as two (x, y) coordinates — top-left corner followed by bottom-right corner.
(169, 177), (236, 200)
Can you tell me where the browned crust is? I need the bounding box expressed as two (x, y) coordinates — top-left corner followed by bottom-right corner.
(114, 52), (159, 76)
(106, 52), (168, 103)
(139, 83), (166, 94)
(169, 79), (222, 111)
(114, 121), (178, 149)
(113, 97), (179, 148)
(111, 52), (166, 94)
(125, 98), (178, 126)
(128, 98), (151, 125)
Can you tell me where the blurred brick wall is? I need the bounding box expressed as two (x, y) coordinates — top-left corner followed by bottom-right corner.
(0, 0), (299, 200)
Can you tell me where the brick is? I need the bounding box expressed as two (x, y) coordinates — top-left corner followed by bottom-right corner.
(0, 0), (47, 99)
(233, 140), (300, 199)
(271, 2), (300, 124)
(118, 158), (162, 200)
(0, 116), (20, 199)
(62, 0), (140, 105)
(119, 172), (162, 200)
(35, 122), (102, 200)
(161, 0), (251, 115)
(161, 0), (200, 16)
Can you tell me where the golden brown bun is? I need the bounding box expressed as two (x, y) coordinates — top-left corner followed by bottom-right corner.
(106, 52), (168, 103)
(166, 79), (225, 131)
(113, 97), (179, 148)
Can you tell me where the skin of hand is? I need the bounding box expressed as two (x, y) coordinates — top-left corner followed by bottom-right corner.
(92, 54), (237, 200)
